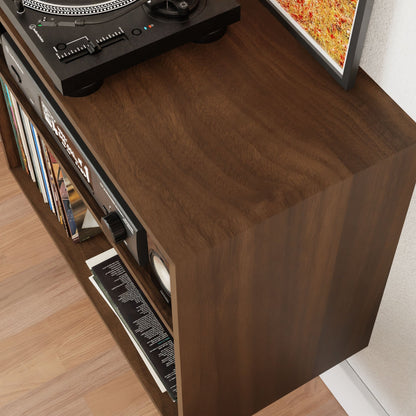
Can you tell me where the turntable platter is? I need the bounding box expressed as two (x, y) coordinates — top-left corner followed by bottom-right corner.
(23, 0), (138, 16)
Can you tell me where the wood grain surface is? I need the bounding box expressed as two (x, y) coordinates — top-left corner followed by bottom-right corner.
(0, 145), (347, 416)
(1, 0), (416, 261)
(174, 145), (416, 415)
(1, 0), (416, 415)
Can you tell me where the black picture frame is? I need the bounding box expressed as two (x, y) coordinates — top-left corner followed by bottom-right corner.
(260, 0), (374, 90)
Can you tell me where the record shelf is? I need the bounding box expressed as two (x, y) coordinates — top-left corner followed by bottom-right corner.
(1, 0), (416, 415)
(0, 54), (178, 416)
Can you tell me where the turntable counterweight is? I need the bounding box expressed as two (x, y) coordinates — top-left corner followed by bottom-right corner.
(145, 0), (197, 18)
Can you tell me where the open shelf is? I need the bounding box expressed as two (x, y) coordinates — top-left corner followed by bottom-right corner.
(9, 164), (178, 416)
(0, 57), (173, 332)
(0, 58), (177, 416)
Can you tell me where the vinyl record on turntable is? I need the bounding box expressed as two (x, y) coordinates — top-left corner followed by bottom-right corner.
(23, 0), (204, 18)
(22, 0), (139, 16)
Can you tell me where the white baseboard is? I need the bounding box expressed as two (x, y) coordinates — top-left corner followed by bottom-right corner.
(320, 361), (389, 416)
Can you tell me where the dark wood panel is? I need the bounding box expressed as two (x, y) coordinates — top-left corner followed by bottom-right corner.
(2, 0), (416, 263)
(174, 146), (416, 416)
(314, 148), (416, 371)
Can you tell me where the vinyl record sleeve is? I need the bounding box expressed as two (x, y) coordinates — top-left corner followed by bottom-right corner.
(86, 250), (177, 402)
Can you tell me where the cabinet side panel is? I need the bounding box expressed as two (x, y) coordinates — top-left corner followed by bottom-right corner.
(174, 147), (416, 416)
(175, 179), (352, 416)
(314, 145), (416, 372)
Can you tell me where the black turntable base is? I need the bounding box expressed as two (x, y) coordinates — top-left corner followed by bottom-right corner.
(0, 0), (240, 95)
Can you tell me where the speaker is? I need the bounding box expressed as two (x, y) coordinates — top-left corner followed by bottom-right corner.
(148, 237), (171, 303)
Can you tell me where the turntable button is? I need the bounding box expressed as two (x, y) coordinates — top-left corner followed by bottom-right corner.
(131, 28), (142, 36)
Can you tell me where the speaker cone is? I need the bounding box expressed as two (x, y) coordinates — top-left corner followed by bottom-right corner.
(150, 250), (171, 296)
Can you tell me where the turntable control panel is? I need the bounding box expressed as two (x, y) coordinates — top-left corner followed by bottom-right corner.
(0, 0), (240, 95)
(53, 28), (128, 63)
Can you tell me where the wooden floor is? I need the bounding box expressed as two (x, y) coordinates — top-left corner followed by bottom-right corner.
(0, 145), (347, 416)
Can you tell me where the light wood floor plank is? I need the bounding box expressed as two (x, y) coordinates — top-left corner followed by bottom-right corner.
(0, 159), (22, 201)
(0, 214), (59, 282)
(84, 371), (159, 416)
(0, 192), (33, 227)
(0, 255), (84, 338)
(0, 348), (129, 416)
(255, 377), (347, 416)
(0, 297), (115, 406)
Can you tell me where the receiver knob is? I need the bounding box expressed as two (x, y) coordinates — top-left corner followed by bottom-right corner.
(101, 212), (127, 243)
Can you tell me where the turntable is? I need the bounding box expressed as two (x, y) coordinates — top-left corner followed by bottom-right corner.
(0, 0), (240, 95)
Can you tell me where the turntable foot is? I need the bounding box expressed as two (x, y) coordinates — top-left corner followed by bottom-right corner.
(194, 26), (227, 43)
(68, 80), (104, 97)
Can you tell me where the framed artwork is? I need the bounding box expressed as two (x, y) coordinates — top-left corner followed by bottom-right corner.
(261, 0), (374, 89)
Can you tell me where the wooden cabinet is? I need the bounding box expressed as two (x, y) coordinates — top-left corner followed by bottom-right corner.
(1, 0), (416, 415)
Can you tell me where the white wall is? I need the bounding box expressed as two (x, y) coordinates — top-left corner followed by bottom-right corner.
(359, 0), (416, 120)
(322, 1), (416, 415)
(348, 188), (416, 415)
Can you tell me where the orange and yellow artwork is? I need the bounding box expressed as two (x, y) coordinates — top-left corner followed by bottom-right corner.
(276, 0), (358, 68)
